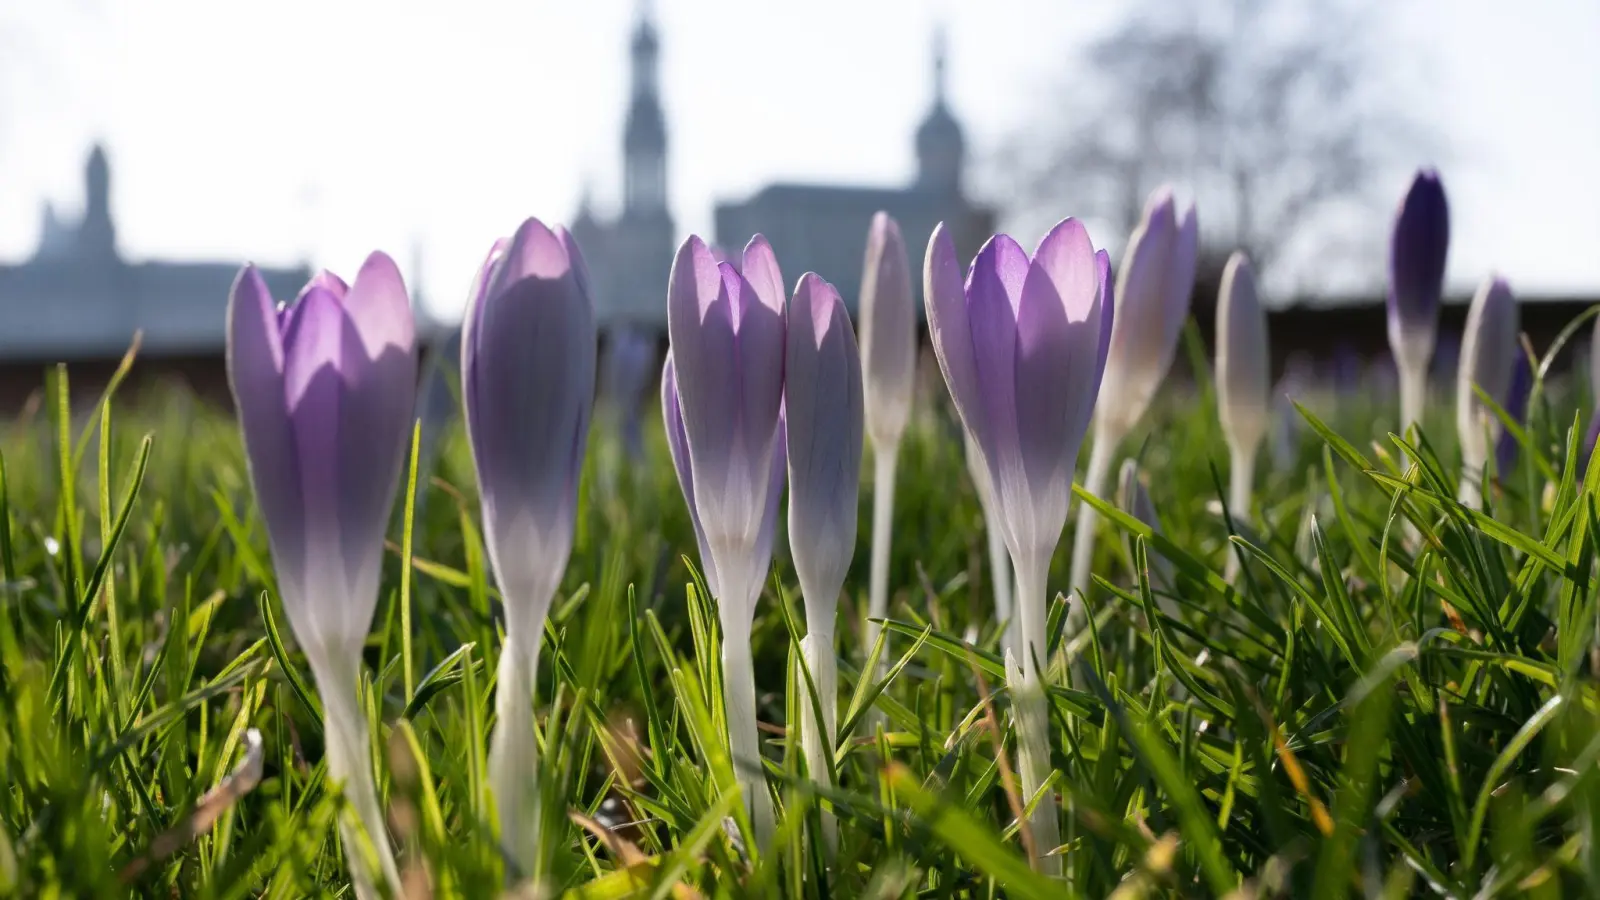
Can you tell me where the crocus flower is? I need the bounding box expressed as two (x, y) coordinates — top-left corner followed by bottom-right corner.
(784, 272), (863, 855)
(1070, 186), (1197, 604)
(1495, 353), (1532, 478)
(665, 234), (786, 849)
(461, 218), (596, 874)
(1455, 275), (1518, 509)
(964, 429), (1014, 658)
(1216, 251), (1269, 529)
(226, 253), (416, 898)
(858, 212), (916, 668)
(925, 218), (1114, 874)
(1388, 168), (1450, 438)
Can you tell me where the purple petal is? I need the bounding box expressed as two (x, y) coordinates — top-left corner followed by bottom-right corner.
(279, 287), (356, 630)
(226, 265), (303, 585)
(784, 274), (864, 596)
(740, 234), (786, 317)
(859, 212), (916, 444)
(1012, 220), (1102, 537)
(461, 237), (511, 423)
(1090, 250), (1115, 407)
(1169, 203), (1199, 325)
(296, 270), (349, 305)
(923, 223), (983, 439)
(964, 234), (1028, 477)
(342, 251), (416, 361)
(662, 353), (719, 597)
(1387, 169), (1449, 345)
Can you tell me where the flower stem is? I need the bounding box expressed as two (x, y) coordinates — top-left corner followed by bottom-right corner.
(800, 630), (838, 858)
(1011, 557), (1061, 876)
(722, 619), (775, 852)
(865, 444), (900, 663)
(1067, 431), (1117, 636)
(1399, 362), (1427, 447)
(1224, 439), (1258, 583)
(489, 630), (544, 879)
(313, 653), (402, 900)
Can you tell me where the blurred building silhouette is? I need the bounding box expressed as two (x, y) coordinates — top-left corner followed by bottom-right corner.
(569, 8), (675, 328)
(714, 31), (996, 310)
(0, 145), (310, 363)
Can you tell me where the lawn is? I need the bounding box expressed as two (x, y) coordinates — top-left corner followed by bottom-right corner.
(1, 322), (1597, 898)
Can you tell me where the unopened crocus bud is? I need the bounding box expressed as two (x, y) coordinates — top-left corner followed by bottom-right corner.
(859, 212), (917, 677)
(784, 272), (863, 854)
(1072, 186), (1196, 602)
(461, 218), (597, 871)
(1496, 353), (1532, 478)
(665, 233), (786, 849)
(1455, 275), (1518, 509)
(227, 253), (416, 898)
(860, 212), (916, 449)
(925, 218), (1113, 874)
(1096, 186), (1198, 439)
(1388, 168), (1450, 434)
(1216, 252), (1270, 523)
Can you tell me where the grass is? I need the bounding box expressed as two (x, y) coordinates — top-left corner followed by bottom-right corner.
(1, 321), (1599, 898)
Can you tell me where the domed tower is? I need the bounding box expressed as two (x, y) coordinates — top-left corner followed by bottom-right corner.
(79, 143), (119, 259)
(623, 5), (668, 217)
(915, 30), (966, 196)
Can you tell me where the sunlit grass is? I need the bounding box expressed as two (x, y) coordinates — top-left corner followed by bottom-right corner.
(1, 321), (1598, 897)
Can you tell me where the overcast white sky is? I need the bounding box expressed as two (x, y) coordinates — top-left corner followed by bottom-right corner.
(0, 0), (1596, 318)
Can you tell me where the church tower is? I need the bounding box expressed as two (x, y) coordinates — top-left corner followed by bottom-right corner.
(623, 5), (668, 216)
(915, 30), (967, 196)
(79, 144), (119, 259)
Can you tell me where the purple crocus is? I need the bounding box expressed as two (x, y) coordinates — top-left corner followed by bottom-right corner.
(924, 218), (1113, 873)
(665, 234), (786, 849)
(1388, 168), (1450, 436)
(1071, 186), (1197, 602)
(226, 252), (416, 897)
(461, 217), (596, 873)
(1455, 275), (1518, 509)
(783, 273), (863, 844)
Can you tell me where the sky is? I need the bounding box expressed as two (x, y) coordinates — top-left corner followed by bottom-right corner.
(0, 0), (1597, 319)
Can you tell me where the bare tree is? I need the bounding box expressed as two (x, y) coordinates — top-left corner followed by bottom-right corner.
(1003, 0), (1428, 297)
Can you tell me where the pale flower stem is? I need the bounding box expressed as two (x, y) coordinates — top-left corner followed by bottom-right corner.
(1398, 363), (1427, 546)
(722, 620), (775, 851)
(314, 653), (402, 900)
(1459, 453), (1485, 510)
(865, 444), (900, 662)
(1067, 432), (1118, 636)
(799, 631), (839, 859)
(1011, 558), (1061, 877)
(1224, 440), (1258, 583)
(489, 630), (544, 878)
(1399, 362), (1428, 449)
